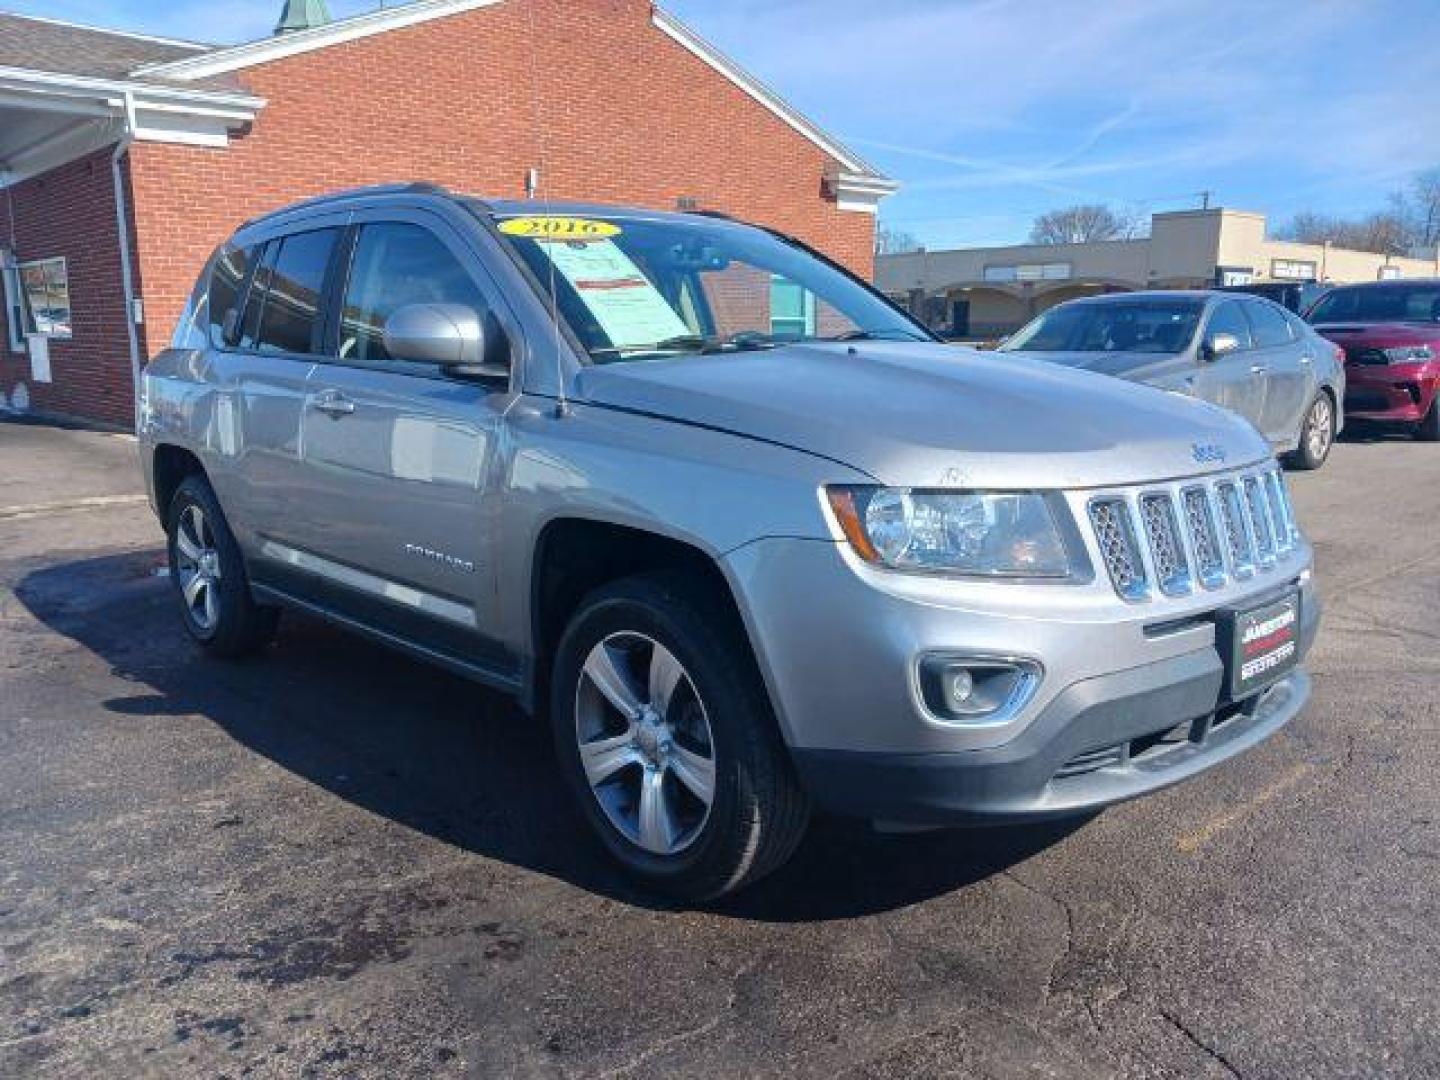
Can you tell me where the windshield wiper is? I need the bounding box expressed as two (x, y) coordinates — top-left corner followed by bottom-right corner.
(817, 329), (930, 343)
(589, 335), (710, 358)
(590, 332), (783, 360)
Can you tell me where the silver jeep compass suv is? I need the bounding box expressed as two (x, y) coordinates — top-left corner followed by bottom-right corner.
(140, 184), (1319, 900)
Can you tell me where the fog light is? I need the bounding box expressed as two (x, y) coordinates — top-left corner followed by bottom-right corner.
(944, 667), (975, 710)
(919, 656), (1041, 724)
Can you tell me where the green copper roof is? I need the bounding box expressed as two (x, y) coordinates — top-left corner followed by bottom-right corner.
(274, 0), (332, 35)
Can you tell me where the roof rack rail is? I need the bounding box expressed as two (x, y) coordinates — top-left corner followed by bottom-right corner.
(686, 208), (736, 222)
(241, 182), (449, 229)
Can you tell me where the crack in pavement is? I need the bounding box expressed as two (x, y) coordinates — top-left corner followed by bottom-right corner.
(1159, 1005), (1242, 1079)
(999, 870), (1076, 1007)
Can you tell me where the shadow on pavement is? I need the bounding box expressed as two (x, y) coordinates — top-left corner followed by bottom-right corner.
(17, 550), (1080, 921)
(1337, 419), (1422, 444)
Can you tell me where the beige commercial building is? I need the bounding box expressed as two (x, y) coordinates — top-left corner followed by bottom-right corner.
(878, 208), (1440, 338)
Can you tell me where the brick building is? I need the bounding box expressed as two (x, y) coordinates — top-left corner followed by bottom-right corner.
(0, 1), (896, 427)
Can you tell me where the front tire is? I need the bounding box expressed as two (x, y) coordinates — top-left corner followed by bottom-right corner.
(167, 475), (279, 657)
(550, 573), (810, 902)
(1285, 391), (1335, 470)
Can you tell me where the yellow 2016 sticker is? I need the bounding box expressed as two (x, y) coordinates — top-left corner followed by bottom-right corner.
(498, 216), (622, 241)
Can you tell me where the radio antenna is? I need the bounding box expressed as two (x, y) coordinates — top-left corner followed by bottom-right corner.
(524, 0), (569, 418)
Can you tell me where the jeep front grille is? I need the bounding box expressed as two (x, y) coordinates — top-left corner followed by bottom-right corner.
(1087, 466), (1298, 602)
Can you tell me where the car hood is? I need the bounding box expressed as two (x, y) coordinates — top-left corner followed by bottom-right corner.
(574, 342), (1269, 489)
(996, 348), (1181, 380)
(1314, 322), (1440, 348)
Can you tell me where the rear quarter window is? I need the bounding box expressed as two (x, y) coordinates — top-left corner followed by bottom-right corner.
(208, 242), (259, 349)
(1245, 300), (1295, 348)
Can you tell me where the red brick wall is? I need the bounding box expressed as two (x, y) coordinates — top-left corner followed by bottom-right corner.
(128, 0), (877, 367)
(0, 149), (140, 428)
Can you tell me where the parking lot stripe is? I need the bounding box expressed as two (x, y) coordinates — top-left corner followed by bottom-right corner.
(1175, 762), (1316, 854)
(0, 494), (148, 520)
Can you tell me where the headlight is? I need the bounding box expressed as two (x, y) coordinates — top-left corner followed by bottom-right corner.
(1383, 345), (1433, 364)
(826, 487), (1071, 576)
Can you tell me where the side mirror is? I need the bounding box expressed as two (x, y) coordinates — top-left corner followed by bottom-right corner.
(383, 303), (508, 379)
(1201, 332), (1240, 362)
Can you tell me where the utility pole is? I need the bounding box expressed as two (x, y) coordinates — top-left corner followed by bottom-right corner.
(1199, 190), (1214, 210)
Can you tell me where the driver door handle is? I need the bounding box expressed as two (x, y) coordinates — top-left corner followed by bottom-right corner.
(1250, 363), (1268, 375)
(1300, 354), (1314, 365)
(309, 389), (356, 418)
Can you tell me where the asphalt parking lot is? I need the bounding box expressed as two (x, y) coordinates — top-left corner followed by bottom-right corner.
(2, 416), (1437, 1078)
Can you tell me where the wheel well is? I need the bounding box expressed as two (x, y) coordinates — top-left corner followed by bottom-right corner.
(151, 445), (206, 527)
(530, 519), (747, 706)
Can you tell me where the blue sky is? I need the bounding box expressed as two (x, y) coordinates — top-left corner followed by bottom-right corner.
(15, 0), (1440, 248)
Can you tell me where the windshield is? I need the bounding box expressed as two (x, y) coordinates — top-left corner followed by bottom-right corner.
(489, 211), (927, 362)
(1307, 284), (1440, 324)
(1000, 300), (1202, 357)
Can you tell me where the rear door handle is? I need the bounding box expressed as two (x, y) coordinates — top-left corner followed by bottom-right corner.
(1250, 364), (1268, 375)
(1300, 355), (1314, 365)
(310, 390), (356, 418)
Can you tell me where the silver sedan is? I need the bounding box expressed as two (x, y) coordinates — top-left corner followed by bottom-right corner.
(1000, 291), (1345, 469)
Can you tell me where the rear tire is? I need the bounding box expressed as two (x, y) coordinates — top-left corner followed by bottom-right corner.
(167, 475), (279, 657)
(1284, 391), (1335, 470)
(549, 573), (810, 902)
(1416, 397), (1440, 442)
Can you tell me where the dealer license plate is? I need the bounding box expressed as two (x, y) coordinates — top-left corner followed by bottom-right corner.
(1223, 591), (1301, 699)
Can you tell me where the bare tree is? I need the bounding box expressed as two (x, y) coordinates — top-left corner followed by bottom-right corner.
(1029, 204), (1132, 244)
(876, 223), (922, 256)
(1278, 168), (1440, 255)
(1407, 168), (1440, 249)
(1277, 209), (1412, 255)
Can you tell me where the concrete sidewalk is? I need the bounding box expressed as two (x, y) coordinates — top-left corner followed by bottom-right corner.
(0, 417), (147, 516)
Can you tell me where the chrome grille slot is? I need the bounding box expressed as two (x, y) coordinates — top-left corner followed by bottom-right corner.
(1216, 481), (1256, 579)
(1088, 498), (1147, 601)
(1244, 476), (1276, 566)
(1264, 471), (1293, 550)
(1140, 492), (1191, 596)
(1182, 486), (1225, 589)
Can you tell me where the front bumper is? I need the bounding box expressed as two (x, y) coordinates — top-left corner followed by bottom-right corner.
(1344, 364), (1436, 422)
(793, 652), (1312, 826)
(724, 521), (1318, 826)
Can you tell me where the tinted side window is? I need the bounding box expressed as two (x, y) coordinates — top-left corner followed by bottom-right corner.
(1245, 300), (1294, 348)
(338, 222), (487, 364)
(254, 228), (341, 355)
(208, 242), (258, 348)
(1205, 301), (1253, 351)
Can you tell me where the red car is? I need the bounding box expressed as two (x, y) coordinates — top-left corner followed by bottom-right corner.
(1307, 280), (1440, 441)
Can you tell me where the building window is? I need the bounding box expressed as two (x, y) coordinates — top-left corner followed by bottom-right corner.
(770, 276), (816, 339)
(1271, 258), (1317, 281)
(1378, 265), (1402, 281)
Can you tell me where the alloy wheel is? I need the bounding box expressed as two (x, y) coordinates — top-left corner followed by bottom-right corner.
(1306, 396), (1333, 462)
(174, 503), (222, 632)
(574, 632), (717, 855)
